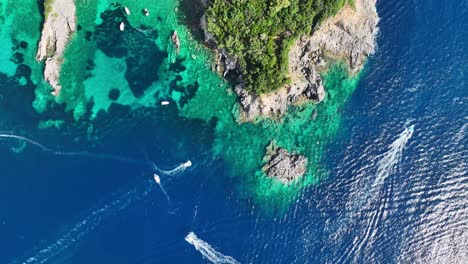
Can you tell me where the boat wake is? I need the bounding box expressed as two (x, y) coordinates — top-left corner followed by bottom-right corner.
(0, 133), (152, 167)
(373, 125), (414, 188)
(1, 133), (194, 263)
(337, 124), (415, 263)
(152, 160), (192, 176)
(15, 179), (155, 264)
(185, 232), (240, 264)
(153, 173), (173, 212)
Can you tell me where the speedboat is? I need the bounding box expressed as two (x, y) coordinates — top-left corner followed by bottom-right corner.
(153, 174), (161, 184)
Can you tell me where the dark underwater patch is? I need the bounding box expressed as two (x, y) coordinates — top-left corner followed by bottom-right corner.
(108, 88), (120, 101)
(15, 64), (32, 80)
(179, 81), (199, 107)
(94, 5), (166, 98)
(85, 31), (93, 41)
(10, 52), (24, 64)
(12, 39), (28, 50)
(169, 58), (186, 73)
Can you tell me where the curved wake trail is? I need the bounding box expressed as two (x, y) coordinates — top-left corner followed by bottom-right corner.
(185, 232), (240, 264)
(339, 125), (415, 263)
(0, 134), (52, 152)
(0, 133), (151, 166)
(14, 179), (155, 264)
(151, 160), (192, 176)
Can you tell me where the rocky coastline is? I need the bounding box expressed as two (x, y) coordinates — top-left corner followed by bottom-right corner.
(36, 0), (76, 96)
(200, 0), (379, 183)
(202, 0), (379, 122)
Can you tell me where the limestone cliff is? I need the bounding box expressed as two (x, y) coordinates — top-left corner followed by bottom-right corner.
(36, 0), (76, 96)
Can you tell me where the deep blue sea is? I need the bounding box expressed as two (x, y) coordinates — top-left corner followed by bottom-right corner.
(1, 0), (467, 263)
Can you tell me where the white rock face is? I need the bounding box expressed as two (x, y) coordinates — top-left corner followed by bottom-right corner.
(305, 0), (379, 73)
(36, 0), (76, 96)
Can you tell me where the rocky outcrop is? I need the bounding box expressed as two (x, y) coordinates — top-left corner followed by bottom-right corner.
(234, 0), (378, 121)
(234, 54), (325, 122)
(171, 30), (181, 54)
(262, 143), (308, 184)
(300, 0), (379, 73)
(200, 14), (238, 77)
(235, 73), (324, 122)
(36, 0), (76, 96)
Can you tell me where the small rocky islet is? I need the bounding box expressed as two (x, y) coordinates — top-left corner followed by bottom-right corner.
(32, 0), (378, 198)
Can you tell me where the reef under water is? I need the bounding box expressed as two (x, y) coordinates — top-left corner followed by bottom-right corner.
(0, 0), (362, 210)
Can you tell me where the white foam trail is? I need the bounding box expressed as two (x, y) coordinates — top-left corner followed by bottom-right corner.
(16, 179), (155, 264)
(154, 173), (172, 210)
(0, 133), (151, 166)
(339, 125), (415, 263)
(185, 232), (240, 264)
(0, 134), (51, 152)
(373, 124), (414, 188)
(152, 160), (192, 176)
(454, 123), (466, 143)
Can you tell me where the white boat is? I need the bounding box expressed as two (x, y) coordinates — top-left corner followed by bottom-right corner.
(119, 22), (125, 31)
(184, 160), (192, 167)
(161, 101), (170, 106)
(143, 8), (150, 16)
(153, 174), (161, 184)
(124, 7), (130, 15)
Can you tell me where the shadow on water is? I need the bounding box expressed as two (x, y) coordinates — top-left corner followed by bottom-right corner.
(35, 0), (45, 26)
(178, 0), (210, 42)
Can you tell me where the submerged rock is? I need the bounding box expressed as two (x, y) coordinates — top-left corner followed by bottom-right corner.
(171, 30), (181, 53)
(262, 143), (308, 184)
(36, 0), (76, 96)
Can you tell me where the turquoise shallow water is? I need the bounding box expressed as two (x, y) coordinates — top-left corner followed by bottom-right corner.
(0, 0), (467, 263)
(0, 0), (362, 207)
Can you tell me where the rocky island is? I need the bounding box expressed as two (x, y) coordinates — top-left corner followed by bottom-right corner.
(200, 0), (379, 183)
(262, 142), (308, 184)
(36, 0), (76, 96)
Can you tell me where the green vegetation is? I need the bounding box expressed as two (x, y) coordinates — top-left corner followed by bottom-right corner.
(206, 0), (350, 94)
(44, 0), (55, 18)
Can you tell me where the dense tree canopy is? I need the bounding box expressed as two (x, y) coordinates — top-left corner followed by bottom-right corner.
(206, 0), (351, 94)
